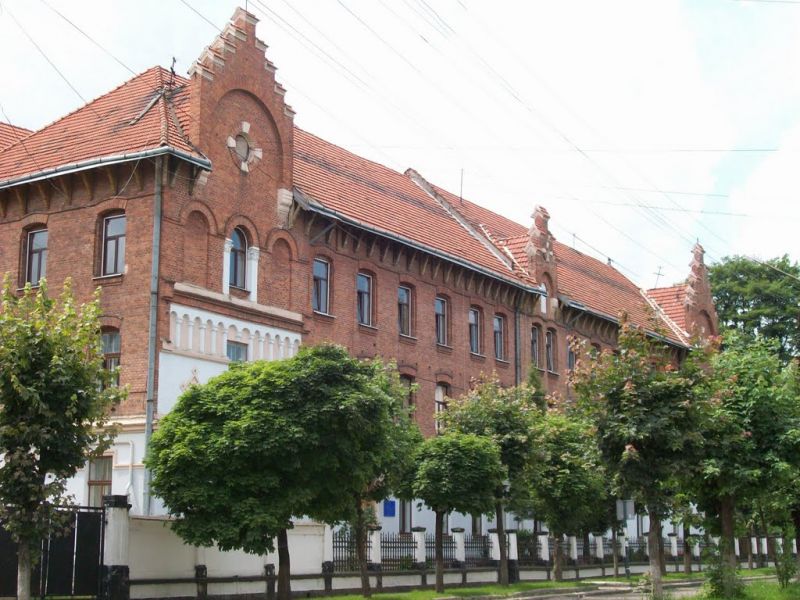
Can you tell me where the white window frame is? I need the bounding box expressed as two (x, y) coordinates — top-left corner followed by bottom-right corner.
(356, 272), (373, 326)
(312, 258), (330, 314)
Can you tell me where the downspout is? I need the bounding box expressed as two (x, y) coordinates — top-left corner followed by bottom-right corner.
(514, 292), (522, 386)
(143, 156), (163, 516)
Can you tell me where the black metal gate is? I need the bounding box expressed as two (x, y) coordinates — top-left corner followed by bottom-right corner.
(0, 506), (104, 598)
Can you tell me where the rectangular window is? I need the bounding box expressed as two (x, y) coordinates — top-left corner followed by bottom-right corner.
(102, 214), (126, 276)
(468, 308), (480, 354)
(546, 331), (555, 372)
(101, 330), (121, 387)
(531, 326), (541, 368)
(26, 229), (48, 285)
(312, 258), (330, 313)
(435, 296), (448, 345)
(568, 348), (576, 371)
(493, 315), (505, 360)
(87, 456), (112, 508)
(398, 286), (411, 336)
(357, 273), (372, 325)
(226, 340), (248, 363)
(471, 514), (482, 536)
(435, 383), (448, 435)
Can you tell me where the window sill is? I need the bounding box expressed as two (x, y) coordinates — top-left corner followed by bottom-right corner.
(93, 274), (124, 285)
(16, 284), (41, 292)
(399, 334), (417, 344)
(469, 352), (486, 362)
(436, 343), (453, 355)
(312, 310), (335, 320)
(358, 323), (378, 335)
(546, 370), (559, 377)
(228, 285), (249, 292)
(495, 358), (510, 368)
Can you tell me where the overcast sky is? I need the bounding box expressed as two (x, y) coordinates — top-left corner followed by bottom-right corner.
(2, 0), (799, 288)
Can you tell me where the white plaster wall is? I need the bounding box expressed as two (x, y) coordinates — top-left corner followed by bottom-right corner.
(68, 430), (147, 514)
(128, 518), (326, 582)
(157, 351), (228, 415)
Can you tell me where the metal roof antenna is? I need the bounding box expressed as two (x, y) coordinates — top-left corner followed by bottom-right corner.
(169, 57), (176, 90)
(459, 168), (464, 205)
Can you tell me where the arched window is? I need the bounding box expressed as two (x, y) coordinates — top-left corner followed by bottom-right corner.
(531, 325), (541, 368)
(493, 315), (506, 360)
(25, 227), (48, 286)
(400, 375), (415, 409)
(468, 306), (481, 354)
(312, 258), (330, 313)
(102, 213), (126, 276)
(101, 328), (121, 388)
(545, 330), (556, 372)
(229, 228), (247, 289)
(435, 296), (448, 346)
(434, 383), (449, 435)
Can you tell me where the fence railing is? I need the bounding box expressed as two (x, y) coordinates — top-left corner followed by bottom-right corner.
(464, 534), (492, 567)
(380, 532), (417, 571)
(332, 529), (371, 573)
(424, 534), (456, 567)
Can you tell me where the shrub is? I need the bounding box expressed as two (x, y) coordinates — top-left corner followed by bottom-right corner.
(701, 544), (745, 599)
(774, 539), (797, 589)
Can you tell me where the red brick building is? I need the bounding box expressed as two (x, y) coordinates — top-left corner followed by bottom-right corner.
(0, 8), (716, 525)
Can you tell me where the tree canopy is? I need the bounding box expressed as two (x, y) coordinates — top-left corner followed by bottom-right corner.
(406, 432), (504, 592)
(709, 255), (800, 363)
(147, 344), (419, 600)
(0, 278), (121, 600)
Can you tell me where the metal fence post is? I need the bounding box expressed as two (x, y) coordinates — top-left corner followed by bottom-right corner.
(506, 529), (519, 583)
(195, 565), (207, 600)
(264, 564), (276, 600)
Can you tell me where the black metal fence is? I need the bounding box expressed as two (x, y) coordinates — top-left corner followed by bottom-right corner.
(380, 533), (416, 572)
(516, 534), (543, 566)
(464, 534), (491, 567)
(0, 506), (104, 599)
(424, 534), (456, 567)
(332, 529), (371, 573)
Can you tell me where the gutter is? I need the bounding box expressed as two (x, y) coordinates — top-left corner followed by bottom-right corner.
(293, 187), (545, 296)
(143, 155), (164, 516)
(0, 146), (211, 191)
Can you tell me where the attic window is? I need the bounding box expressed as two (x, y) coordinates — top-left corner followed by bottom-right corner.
(234, 134), (250, 162)
(226, 121), (263, 173)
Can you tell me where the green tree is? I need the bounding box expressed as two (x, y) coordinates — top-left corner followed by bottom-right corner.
(572, 318), (704, 598)
(693, 334), (800, 595)
(709, 255), (800, 363)
(405, 433), (505, 593)
(527, 412), (607, 581)
(148, 344), (419, 600)
(0, 278), (121, 600)
(439, 377), (540, 585)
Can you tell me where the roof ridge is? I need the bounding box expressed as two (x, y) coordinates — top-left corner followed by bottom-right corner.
(405, 168), (517, 276)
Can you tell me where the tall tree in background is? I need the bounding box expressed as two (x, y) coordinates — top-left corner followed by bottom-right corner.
(405, 433), (504, 593)
(572, 319), (705, 599)
(439, 377), (540, 586)
(148, 345), (419, 600)
(0, 279), (121, 600)
(709, 255), (800, 363)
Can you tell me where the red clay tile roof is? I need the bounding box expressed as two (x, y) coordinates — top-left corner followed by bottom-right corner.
(292, 128), (534, 289)
(646, 285), (688, 333)
(0, 122), (31, 152)
(0, 67), (207, 187)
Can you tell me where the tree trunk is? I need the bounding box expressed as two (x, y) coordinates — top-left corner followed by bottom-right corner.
(495, 502), (509, 585)
(647, 508), (663, 598)
(553, 535), (563, 582)
(355, 500), (371, 598)
(682, 523), (692, 575)
(718, 496), (740, 598)
(277, 528), (292, 600)
(747, 525), (754, 570)
(657, 522), (666, 575)
(435, 511), (445, 593)
(611, 528), (619, 577)
(17, 539), (31, 600)
(760, 512), (774, 566)
(792, 508), (800, 580)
